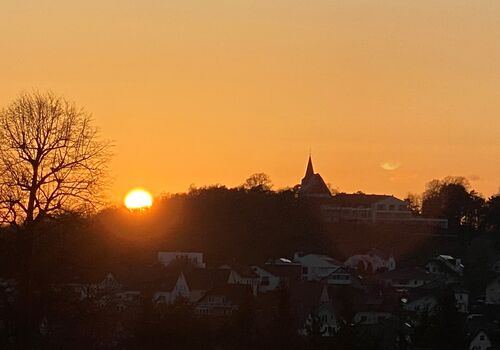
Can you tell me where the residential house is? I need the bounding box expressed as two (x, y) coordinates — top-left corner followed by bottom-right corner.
(195, 284), (253, 317)
(293, 253), (344, 281)
(152, 271), (190, 305)
(291, 282), (341, 337)
(486, 276), (500, 304)
(345, 249), (396, 273)
(425, 255), (464, 280)
(322, 266), (359, 286)
(469, 330), (492, 350)
(403, 281), (469, 314)
(251, 263), (302, 293)
(219, 264), (260, 296)
(183, 268), (231, 303)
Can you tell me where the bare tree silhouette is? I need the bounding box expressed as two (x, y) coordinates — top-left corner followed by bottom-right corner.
(0, 90), (112, 344)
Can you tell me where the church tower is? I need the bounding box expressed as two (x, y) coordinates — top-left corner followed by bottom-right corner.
(298, 155), (332, 198)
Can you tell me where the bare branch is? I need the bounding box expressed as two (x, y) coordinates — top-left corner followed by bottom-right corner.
(0, 90), (113, 227)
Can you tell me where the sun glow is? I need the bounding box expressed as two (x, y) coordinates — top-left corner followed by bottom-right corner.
(124, 189), (153, 209)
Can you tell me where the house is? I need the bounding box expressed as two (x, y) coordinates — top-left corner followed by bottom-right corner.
(403, 281), (469, 314)
(322, 193), (413, 224)
(195, 284), (253, 317)
(183, 268), (231, 303)
(251, 263), (302, 293)
(152, 271), (190, 304)
(158, 251), (206, 269)
(425, 255), (464, 278)
(373, 267), (435, 289)
(453, 285), (470, 313)
(293, 253), (344, 281)
(349, 287), (399, 325)
(404, 291), (439, 315)
(291, 282), (341, 336)
(250, 265), (282, 293)
(486, 276), (500, 304)
(322, 266), (359, 286)
(219, 264), (260, 296)
(469, 330), (492, 350)
(344, 249), (396, 273)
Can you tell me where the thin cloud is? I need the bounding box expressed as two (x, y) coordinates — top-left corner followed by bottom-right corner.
(380, 161), (401, 171)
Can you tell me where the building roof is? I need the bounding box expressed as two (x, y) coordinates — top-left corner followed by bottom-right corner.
(299, 156), (332, 198)
(294, 253), (344, 268)
(303, 155), (315, 182)
(328, 193), (400, 208)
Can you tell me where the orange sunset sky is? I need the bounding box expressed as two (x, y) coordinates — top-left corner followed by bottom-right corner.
(1, 1), (499, 203)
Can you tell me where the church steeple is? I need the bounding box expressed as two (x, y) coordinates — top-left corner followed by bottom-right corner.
(299, 154), (332, 198)
(304, 154), (314, 181)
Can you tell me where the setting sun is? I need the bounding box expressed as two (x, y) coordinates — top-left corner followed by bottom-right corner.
(124, 189), (153, 209)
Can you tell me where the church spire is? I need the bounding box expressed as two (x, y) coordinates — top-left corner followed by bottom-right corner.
(304, 154), (314, 180)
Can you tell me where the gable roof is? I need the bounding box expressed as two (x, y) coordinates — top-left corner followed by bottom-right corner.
(300, 173), (332, 197)
(294, 253), (344, 268)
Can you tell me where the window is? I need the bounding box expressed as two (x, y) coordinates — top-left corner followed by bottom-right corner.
(389, 205), (395, 210)
(480, 335), (485, 341)
(302, 267), (308, 274)
(377, 204), (386, 210)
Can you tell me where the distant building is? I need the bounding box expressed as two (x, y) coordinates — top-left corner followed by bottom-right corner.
(344, 249), (396, 273)
(195, 284), (253, 317)
(486, 276), (500, 304)
(425, 255), (464, 280)
(298, 155), (332, 199)
(469, 330), (492, 350)
(293, 253), (344, 281)
(298, 156), (448, 228)
(219, 264), (260, 296)
(158, 251), (206, 269)
(290, 282), (341, 336)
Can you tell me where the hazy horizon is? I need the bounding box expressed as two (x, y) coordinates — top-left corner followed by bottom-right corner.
(1, 0), (499, 202)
